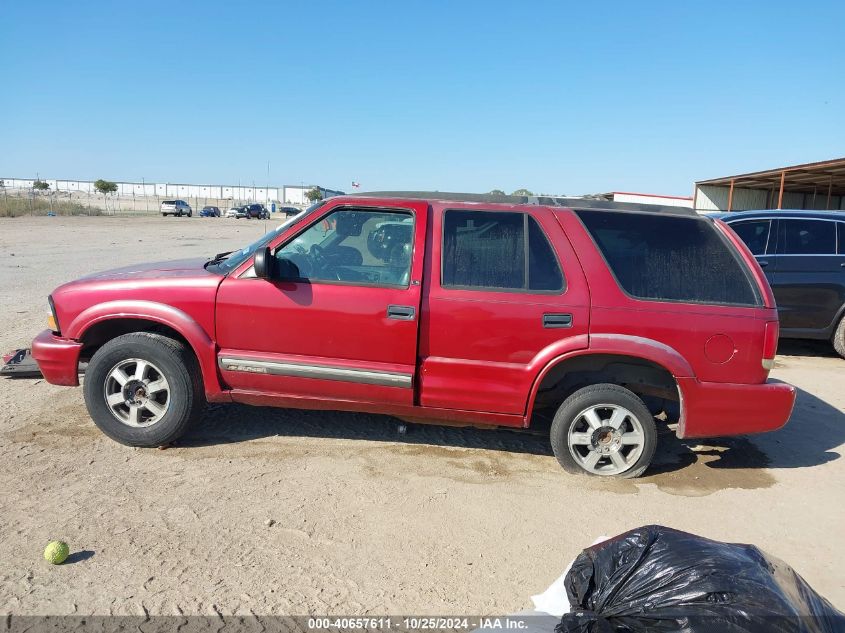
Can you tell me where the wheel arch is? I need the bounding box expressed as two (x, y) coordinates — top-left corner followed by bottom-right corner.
(829, 301), (845, 339)
(525, 335), (692, 426)
(69, 301), (225, 400)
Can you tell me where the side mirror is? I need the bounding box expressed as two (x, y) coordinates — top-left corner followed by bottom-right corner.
(254, 246), (272, 278)
(276, 257), (303, 280)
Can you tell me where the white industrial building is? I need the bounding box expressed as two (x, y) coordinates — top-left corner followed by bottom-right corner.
(592, 191), (694, 208)
(0, 177), (344, 206)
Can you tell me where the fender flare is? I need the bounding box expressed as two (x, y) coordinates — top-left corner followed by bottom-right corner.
(68, 300), (226, 400)
(524, 334), (693, 422)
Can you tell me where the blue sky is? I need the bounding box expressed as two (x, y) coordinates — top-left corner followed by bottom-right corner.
(2, 1), (843, 196)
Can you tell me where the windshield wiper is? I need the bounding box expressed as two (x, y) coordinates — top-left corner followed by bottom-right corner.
(205, 251), (234, 266)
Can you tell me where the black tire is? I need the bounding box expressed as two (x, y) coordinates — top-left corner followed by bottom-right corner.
(550, 383), (657, 478)
(83, 332), (204, 447)
(188, 211), (192, 217)
(833, 314), (845, 359)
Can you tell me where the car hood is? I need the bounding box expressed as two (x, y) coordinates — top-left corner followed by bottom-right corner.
(49, 257), (223, 341)
(75, 257), (213, 281)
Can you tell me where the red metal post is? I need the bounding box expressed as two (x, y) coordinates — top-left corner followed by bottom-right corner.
(826, 176), (832, 211)
(727, 178), (735, 212)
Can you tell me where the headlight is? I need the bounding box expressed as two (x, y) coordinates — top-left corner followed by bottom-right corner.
(47, 296), (60, 335)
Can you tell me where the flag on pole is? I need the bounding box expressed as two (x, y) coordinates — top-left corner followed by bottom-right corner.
(351, 181), (360, 189)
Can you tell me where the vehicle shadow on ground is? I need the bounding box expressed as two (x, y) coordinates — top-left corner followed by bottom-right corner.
(777, 338), (840, 358)
(650, 385), (843, 474)
(183, 404), (556, 457)
(181, 383), (843, 476)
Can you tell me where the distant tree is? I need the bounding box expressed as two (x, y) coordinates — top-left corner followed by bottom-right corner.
(304, 187), (323, 203)
(32, 179), (50, 191)
(488, 189), (507, 196)
(511, 188), (534, 196)
(94, 179), (118, 213)
(94, 179), (117, 196)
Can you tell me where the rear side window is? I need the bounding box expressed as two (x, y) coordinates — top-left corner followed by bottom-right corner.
(442, 210), (564, 292)
(777, 219), (836, 255)
(839, 223), (845, 254)
(728, 219), (771, 255)
(577, 210), (760, 306)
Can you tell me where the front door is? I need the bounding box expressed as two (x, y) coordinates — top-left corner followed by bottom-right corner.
(726, 218), (777, 287)
(215, 201), (428, 407)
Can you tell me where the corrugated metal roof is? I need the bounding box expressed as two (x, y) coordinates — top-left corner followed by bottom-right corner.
(696, 157), (845, 196)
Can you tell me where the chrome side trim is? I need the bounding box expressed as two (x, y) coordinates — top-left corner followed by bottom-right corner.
(219, 357), (412, 388)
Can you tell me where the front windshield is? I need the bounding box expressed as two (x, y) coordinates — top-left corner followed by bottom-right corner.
(209, 202), (324, 272)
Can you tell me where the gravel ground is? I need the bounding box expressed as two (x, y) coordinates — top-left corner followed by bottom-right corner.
(0, 215), (843, 615)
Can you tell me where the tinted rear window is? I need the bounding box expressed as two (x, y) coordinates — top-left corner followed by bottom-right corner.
(577, 210), (760, 306)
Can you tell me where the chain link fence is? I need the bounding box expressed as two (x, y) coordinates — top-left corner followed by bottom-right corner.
(0, 186), (308, 217)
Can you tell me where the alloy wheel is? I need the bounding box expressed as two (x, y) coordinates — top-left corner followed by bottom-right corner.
(103, 358), (170, 427)
(567, 404), (645, 476)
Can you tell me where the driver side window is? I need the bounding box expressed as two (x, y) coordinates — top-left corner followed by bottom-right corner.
(274, 208), (414, 287)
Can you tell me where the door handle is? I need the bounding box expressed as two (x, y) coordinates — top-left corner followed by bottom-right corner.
(387, 305), (415, 320)
(758, 261), (769, 268)
(840, 262), (845, 268)
(543, 313), (573, 328)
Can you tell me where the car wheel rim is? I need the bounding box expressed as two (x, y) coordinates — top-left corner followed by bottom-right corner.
(567, 404), (645, 476)
(103, 358), (170, 427)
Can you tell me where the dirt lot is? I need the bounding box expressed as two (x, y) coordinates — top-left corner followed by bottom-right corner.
(0, 215), (843, 615)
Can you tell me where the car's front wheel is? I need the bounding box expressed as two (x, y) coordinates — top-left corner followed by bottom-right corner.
(550, 383), (656, 478)
(83, 332), (204, 447)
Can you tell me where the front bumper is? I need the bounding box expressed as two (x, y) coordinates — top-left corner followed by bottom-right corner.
(31, 330), (83, 386)
(677, 377), (796, 439)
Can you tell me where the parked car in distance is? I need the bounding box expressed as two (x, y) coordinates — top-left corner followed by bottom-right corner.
(718, 210), (845, 358)
(199, 206), (221, 218)
(225, 206), (247, 219)
(279, 205), (302, 217)
(32, 193), (796, 478)
(244, 203), (270, 219)
(160, 200), (192, 217)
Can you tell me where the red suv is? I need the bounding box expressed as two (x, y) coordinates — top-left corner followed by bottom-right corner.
(32, 194), (795, 478)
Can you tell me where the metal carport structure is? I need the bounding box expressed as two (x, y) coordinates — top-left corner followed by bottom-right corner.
(694, 157), (845, 212)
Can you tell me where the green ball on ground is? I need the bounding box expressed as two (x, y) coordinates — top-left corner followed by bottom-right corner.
(44, 541), (70, 565)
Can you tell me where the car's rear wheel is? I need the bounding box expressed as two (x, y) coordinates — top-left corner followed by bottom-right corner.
(833, 314), (845, 359)
(83, 332), (204, 447)
(550, 383), (656, 478)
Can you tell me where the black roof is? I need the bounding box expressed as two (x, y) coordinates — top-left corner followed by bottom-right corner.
(353, 191), (698, 216)
(714, 209), (845, 222)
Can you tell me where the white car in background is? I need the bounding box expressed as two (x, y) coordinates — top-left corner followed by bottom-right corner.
(225, 206), (247, 219)
(160, 199), (192, 217)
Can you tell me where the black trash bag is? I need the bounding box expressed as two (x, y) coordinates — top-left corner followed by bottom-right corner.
(557, 525), (844, 633)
